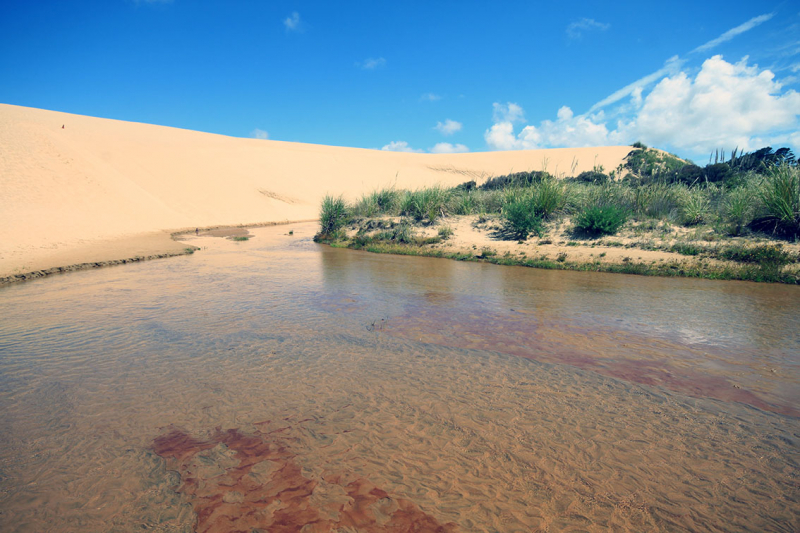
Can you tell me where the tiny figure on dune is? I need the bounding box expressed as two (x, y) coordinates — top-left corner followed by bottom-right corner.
(195, 228), (199, 235)
(62, 125), (64, 129)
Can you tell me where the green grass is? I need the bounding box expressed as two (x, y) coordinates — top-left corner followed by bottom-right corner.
(574, 205), (628, 236)
(757, 164), (800, 238)
(231, 236), (250, 241)
(314, 147), (799, 283)
(502, 196), (545, 239)
(319, 195), (349, 237)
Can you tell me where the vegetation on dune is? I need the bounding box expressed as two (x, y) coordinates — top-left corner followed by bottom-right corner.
(314, 145), (800, 283)
(574, 205), (629, 236)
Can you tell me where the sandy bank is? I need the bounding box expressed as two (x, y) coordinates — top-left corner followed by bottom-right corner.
(0, 103), (633, 281)
(329, 215), (800, 284)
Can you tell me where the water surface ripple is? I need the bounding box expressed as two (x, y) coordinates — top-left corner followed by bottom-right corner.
(0, 222), (797, 532)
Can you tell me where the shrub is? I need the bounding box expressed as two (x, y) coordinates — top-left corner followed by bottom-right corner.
(352, 194), (378, 217)
(634, 184), (681, 220)
(452, 192), (477, 215)
(631, 141), (648, 149)
(401, 186), (451, 222)
(671, 164), (705, 186)
(704, 163), (733, 184)
(533, 178), (569, 219)
(438, 225), (454, 239)
(623, 148), (685, 183)
(680, 189), (710, 226)
(372, 187), (400, 214)
(576, 170), (610, 184)
(574, 205), (628, 236)
(755, 164), (800, 238)
(502, 198), (544, 239)
(480, 171), (551, 190)
(319, 195), (349, 235)
(724, 187), (755, 235)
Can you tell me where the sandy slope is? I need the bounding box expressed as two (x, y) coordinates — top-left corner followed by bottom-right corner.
(0, 103), (633, 278)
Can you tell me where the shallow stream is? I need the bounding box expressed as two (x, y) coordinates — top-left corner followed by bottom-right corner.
(0, 222), (797, 532)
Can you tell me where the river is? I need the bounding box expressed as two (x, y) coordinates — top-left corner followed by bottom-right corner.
(0, 222), (797, 532)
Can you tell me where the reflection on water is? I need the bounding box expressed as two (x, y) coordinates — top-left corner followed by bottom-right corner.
(0, 222), (798, 532)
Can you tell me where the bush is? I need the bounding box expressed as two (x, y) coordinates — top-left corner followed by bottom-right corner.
(705, 163), (733, 184)
(438, 225), (453, 239)
(634, 184), (682, 220)
(632, 141), (648, 149)
(671, 164), (705, 186)
(724, 187), (754, 235)
(755, 164), (800, 238)
(373, 187), (400, 213)
(576, 170), (610, 184)
(574, 205), (628, 236)
(480, 171), (551, 190)
(533, 178), (569, 219)
(401, 186), (451, 222)
(680, 189), (710, 226)
(502, 198), (544, 239)
(319, 195), (349, 235)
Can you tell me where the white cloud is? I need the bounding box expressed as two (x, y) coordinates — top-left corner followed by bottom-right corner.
(492, 102), (525, 124)
(626, 55), (800, 153)
(251, 128), (269, 140)
(381, 141), (423, 153)
(485, 105), (612, 151)
(358, 57), (386, 70)
(588, 55), (685, 114)
(484, 56), (800, 156)
(283, 12), (301, 31)
(430, 143), (469, 154)
(420, 92), (442, 102)
(587, 13), (777, 115)
(566, 18), (610, 39)
(434, 119), (462, 136)
(691, 13), (774, 54)
(381, 140), (469, 154)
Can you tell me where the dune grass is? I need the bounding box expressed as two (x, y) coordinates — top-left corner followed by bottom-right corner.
(315, 147), (799, 283)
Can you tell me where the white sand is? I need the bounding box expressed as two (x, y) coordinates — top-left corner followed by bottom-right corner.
(0, 103), (634, 278)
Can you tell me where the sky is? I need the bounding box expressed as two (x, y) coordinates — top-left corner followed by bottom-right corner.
(1, 1), (799, 161)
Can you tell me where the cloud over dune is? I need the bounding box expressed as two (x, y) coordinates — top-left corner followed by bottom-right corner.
(485, 56), (800, 156)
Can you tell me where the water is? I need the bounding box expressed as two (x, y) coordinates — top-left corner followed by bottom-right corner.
(0, 222), (797, 532)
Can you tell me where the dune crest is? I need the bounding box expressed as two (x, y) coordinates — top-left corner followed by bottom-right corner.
(0, 104), (632, 278)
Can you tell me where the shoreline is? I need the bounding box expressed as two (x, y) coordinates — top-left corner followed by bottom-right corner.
(0, 220), (314, 287)
(320, 214), (800, 285)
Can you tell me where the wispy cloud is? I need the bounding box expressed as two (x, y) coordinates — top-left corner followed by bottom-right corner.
(283, 12), (301, 31)
(357, 57), (386, 70)
(566, 18), (610, 39)
(691, 13), (775, 53)
(420, 92), (441, 102)
(251, 128), (269, 140)
(435, 119), (462, 136)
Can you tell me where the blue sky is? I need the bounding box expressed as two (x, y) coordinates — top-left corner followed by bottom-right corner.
(1, 1), (798, 161)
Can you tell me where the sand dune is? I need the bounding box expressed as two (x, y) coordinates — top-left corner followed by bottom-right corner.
(0, 104), (633, 278)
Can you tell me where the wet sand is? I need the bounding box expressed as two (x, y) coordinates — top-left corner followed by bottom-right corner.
(0, 222), (797, 532)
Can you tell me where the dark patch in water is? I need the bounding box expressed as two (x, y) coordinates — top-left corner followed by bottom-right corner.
(153, 423), (458, 533)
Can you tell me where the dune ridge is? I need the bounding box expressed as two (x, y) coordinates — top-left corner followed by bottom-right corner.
(0, 103), (632, 279)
